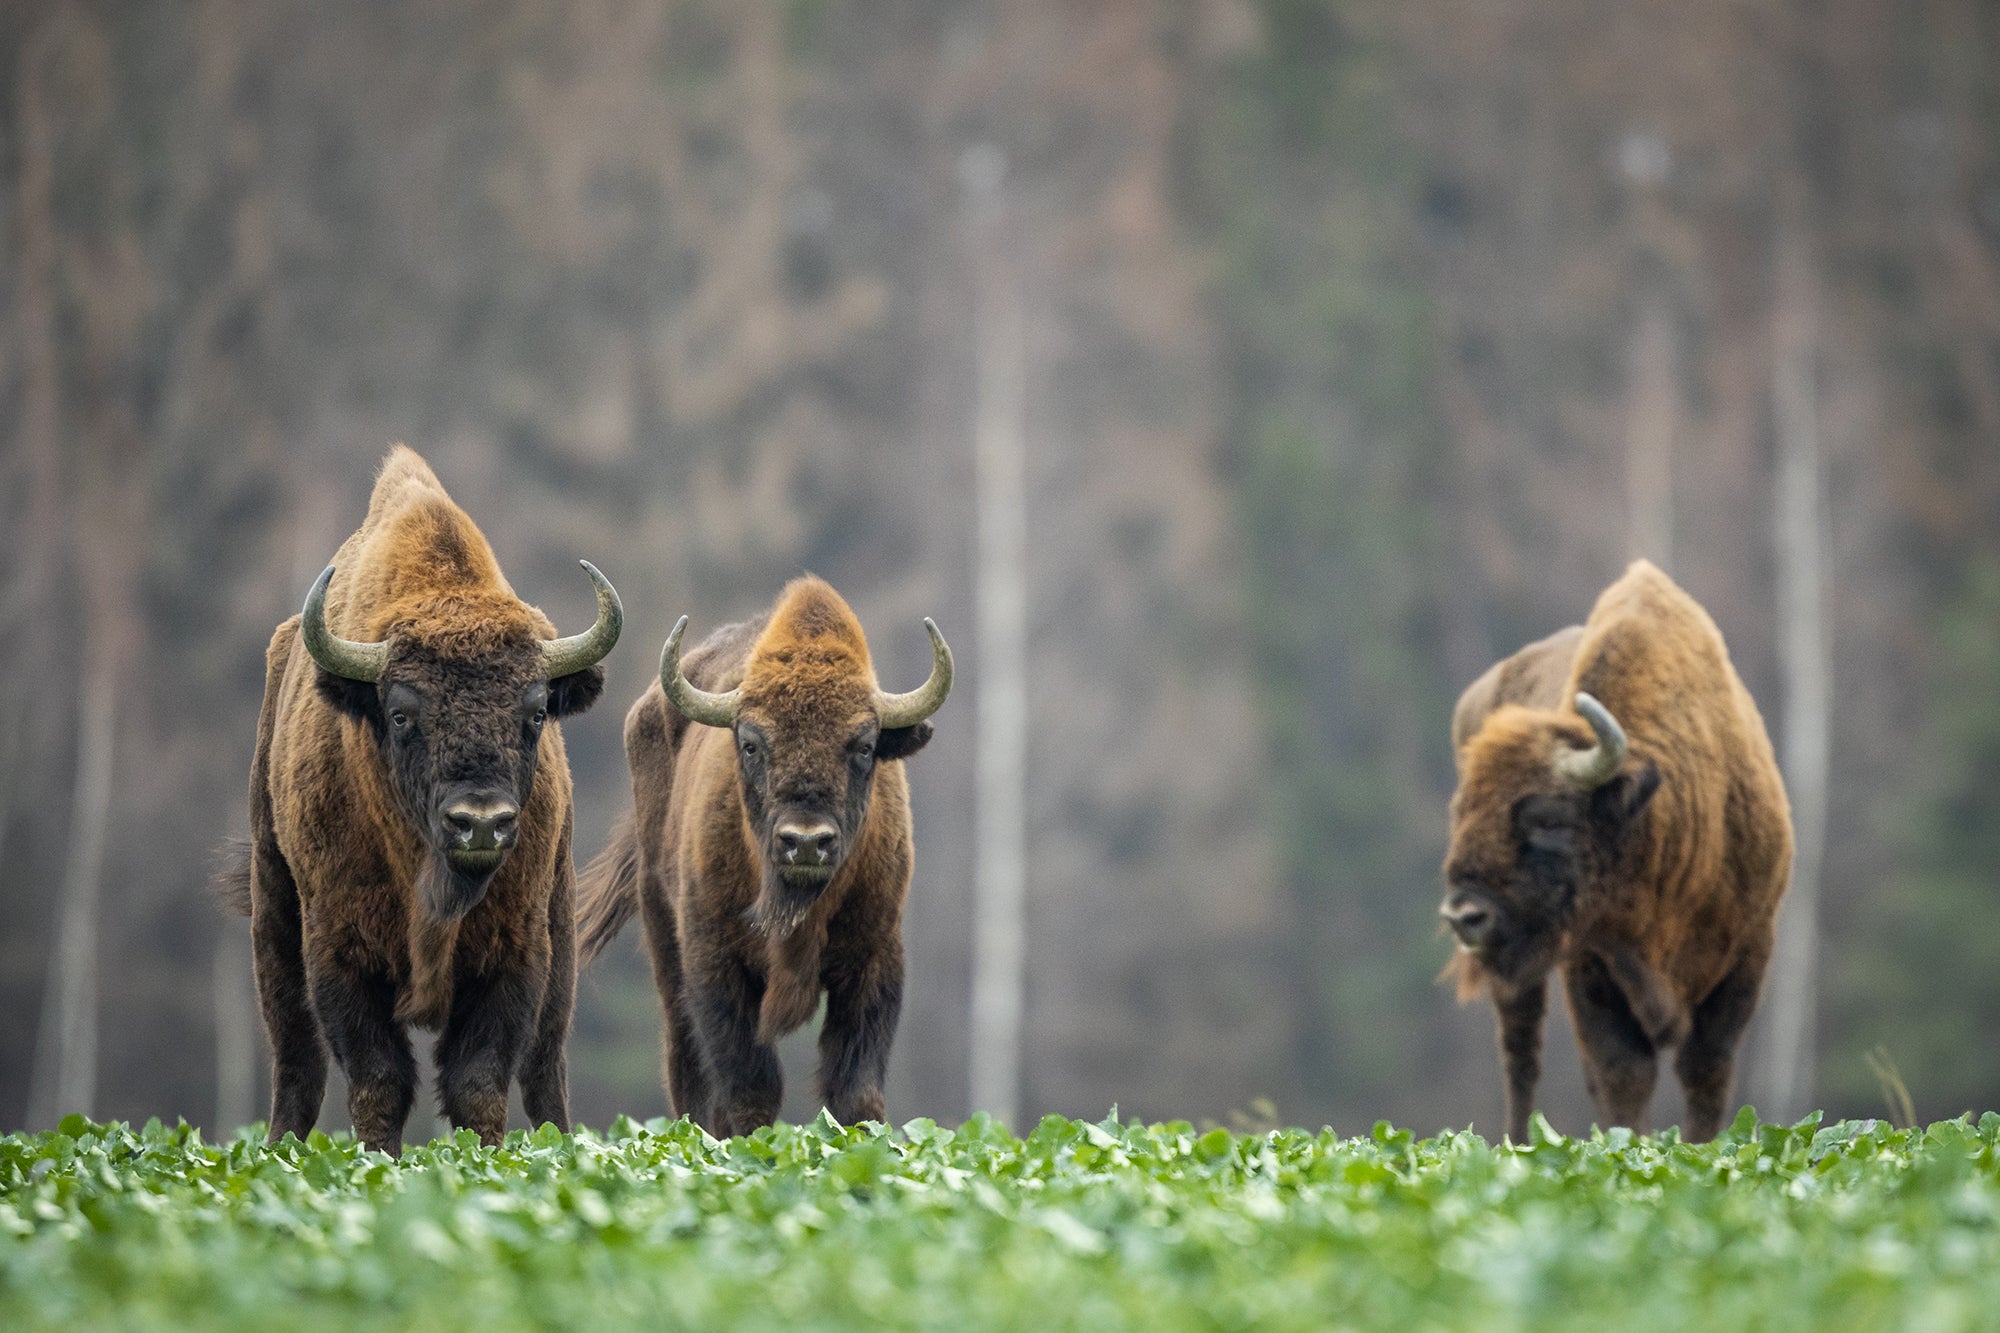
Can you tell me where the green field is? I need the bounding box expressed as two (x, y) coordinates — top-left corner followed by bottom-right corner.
(5, 1110), (1999, 1330)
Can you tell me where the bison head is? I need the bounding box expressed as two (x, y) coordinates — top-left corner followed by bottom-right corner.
(1440, 693), (1660, 996)
(301, 560), (620, 919)
(660, 579), (950, 936)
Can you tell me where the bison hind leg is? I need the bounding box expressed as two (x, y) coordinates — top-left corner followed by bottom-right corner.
(663, 982), (710, 1125)
(1675, 945), (1771, 1142)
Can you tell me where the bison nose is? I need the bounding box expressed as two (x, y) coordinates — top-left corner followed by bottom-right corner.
(1441, 893), (1495, 948)
(444, 800), (519, 854)
(775, 819), (840, 866)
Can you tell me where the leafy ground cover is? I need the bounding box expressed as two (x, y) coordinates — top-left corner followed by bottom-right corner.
(4, 1110), (1999, 1330)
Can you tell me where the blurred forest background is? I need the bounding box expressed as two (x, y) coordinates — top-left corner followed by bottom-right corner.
(2, 0), (1996, 1139)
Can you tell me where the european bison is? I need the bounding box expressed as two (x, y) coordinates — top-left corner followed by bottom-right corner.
(576, 576), (951, 1135)
(221, 447), (621, 1152)
(1442, 560), (1791, 1142)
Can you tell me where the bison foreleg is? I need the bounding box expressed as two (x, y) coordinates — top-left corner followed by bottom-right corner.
(686, 953), (782, 1137)
(1600, 940), (1688, 1051)
(817, 939), (903, 1126)
(309, 959), (416, 1155)
(435, 967), (540, 1147)
(1493, 979), (1547, 1143)
(518, 824), (578, 1134)
(1564, 950), (1658, 1133)
(1674, 942), (1770, 1142)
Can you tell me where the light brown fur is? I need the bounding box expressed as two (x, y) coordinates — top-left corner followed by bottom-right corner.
(1444, 560), (1792, 1141)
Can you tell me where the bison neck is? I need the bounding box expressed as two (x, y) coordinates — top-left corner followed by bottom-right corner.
(756, 903), (832, 1044)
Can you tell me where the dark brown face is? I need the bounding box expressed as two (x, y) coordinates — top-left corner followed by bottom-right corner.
(730, 693), (932, 933)
(319, 644), (604, 918)
(1440, 764), (1660, 993)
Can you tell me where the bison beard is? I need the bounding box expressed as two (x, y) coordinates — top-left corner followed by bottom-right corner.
(418, 853), (496, 924)
(751, 871), (830, 940)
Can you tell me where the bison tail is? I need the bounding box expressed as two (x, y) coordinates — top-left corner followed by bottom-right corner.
(576, 816), (642, 964)
(212, 836), (254, 916)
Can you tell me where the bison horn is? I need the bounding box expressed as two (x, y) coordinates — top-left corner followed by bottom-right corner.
(659, 615), (742, 728)
(874, 618), (954, 730)
(540, 560), (624, 679)
(300, 565), (388, 683)
(1557, 692), (1628, 788)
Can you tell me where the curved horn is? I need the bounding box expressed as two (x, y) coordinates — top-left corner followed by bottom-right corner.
(1557, 692), (1628, 788)
(300, 565), (388, 683)
(874, 618), (954, 730)
(658, 615), (741, 728)
(540, 560), (624, 679)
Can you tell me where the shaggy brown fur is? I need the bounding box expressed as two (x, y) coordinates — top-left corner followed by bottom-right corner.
(577, 577), (937, 1136)
(222, 447), (607, 1153)
(1450, 625), (1583, 763)
(1443, 560), (1791, 1143)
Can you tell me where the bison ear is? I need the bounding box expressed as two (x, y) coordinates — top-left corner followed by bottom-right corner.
(1591, 757), (1661, 832)
(314, 670), (383, 729)
(547, 664), (606, 719)
(876, 720), (934, 761)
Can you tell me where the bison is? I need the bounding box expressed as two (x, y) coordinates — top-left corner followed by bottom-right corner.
(576, 576), (951, 1136)
(221, 446), (621, 1153)
(1442, 559), (1791, 1143)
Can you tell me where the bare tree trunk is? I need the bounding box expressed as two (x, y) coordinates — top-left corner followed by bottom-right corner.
(17, 6), (98, 1131)
(1624, 296), (1677, 569)
(0, 701), (21, 913)
(28, 650), (115, 1125)
(963, 143), (1029, 1131)
(7, 6), (67, 917)
(212, 937), (258, 1136)
(16, 9), (64, 612)
(1757, 191), (1832, 1121)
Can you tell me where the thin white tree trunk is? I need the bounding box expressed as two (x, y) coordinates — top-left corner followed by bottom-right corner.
(1625, 297), (1677, 569)
(0, 700), (19, 907)
(962, 143), (1029, 1131)
(1758, 198), (1832, 1121)
(213, 938), (258, 1136)
(29, 650), (115, 1126)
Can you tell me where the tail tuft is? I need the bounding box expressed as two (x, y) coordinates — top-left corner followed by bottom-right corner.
(213, 837), (254, 916)
(576, 816), (642, 963)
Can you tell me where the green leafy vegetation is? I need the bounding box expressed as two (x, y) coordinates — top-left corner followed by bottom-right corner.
(7, 1112), (2000, 1330)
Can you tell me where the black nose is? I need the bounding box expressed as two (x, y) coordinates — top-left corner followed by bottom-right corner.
(1441, 892), (1495, 947)
(444, 800), (519, 853)
(775, 819), (840, 866)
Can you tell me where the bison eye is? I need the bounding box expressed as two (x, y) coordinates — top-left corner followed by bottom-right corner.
(531, 708), (547, 729)
(856, 742), (874, 760)
(740, 739), (757, 758)
(390, 710), (411, 731)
